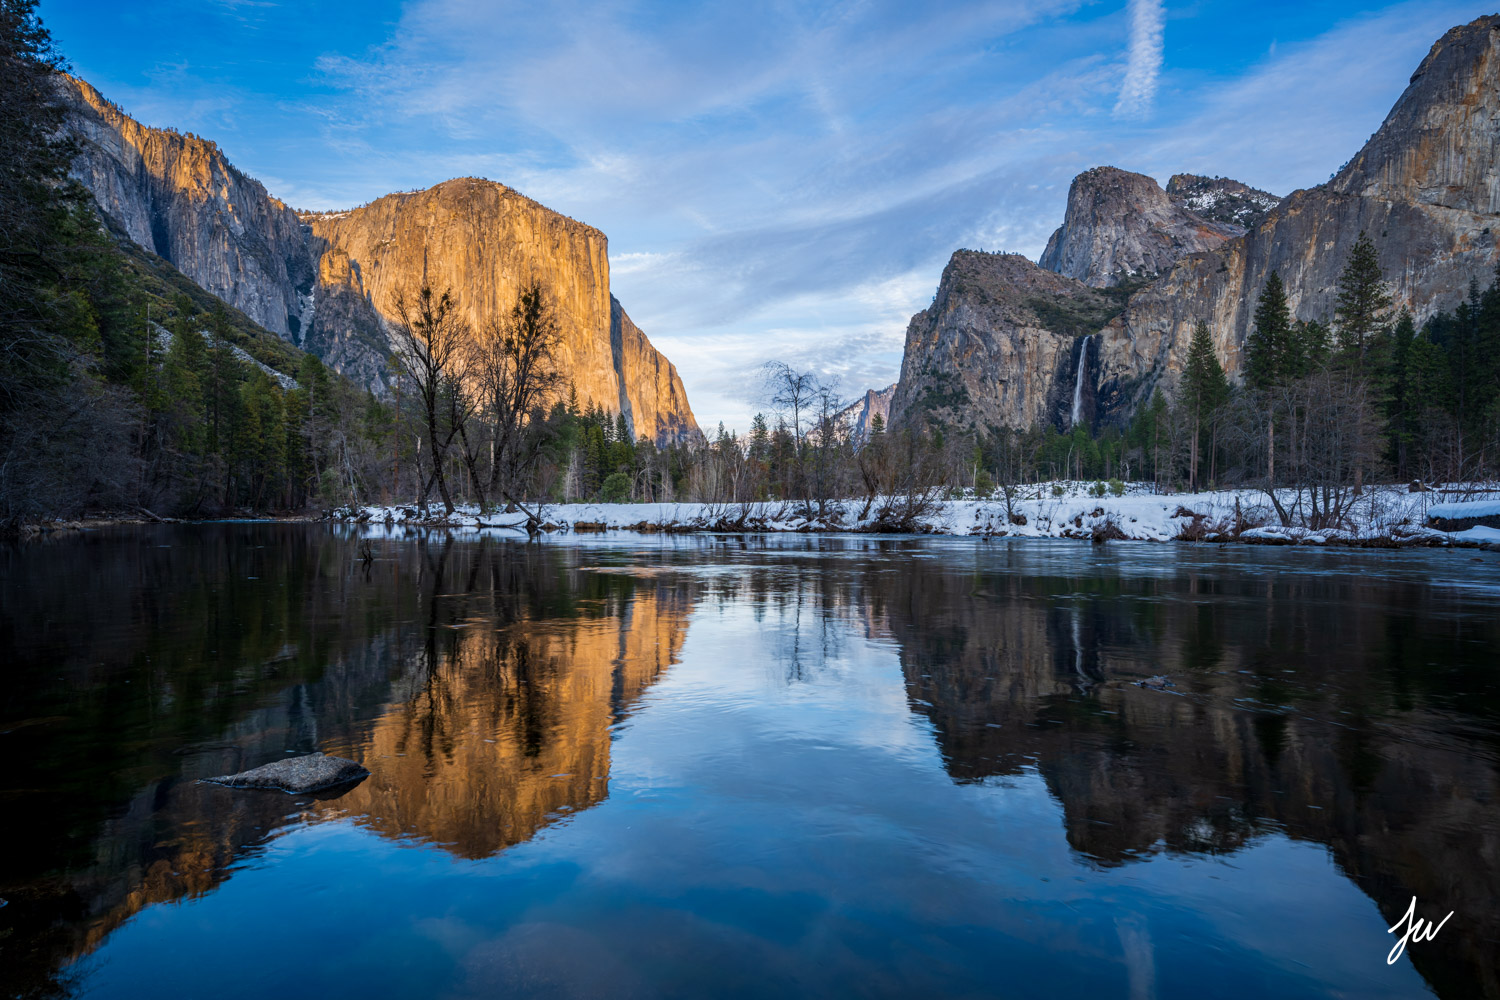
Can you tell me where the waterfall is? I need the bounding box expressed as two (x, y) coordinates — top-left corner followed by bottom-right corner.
(1071, 335), (1092, 428)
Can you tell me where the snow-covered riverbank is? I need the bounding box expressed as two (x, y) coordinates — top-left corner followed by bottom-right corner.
(332, 482), (1500, 549)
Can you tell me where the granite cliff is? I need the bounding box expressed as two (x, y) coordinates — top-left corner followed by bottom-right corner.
(56, 78), (701, 444)
(888, 252), (1120, 434)
(892, 15), (1500, 435)
(60, 77), (315, 340)
(1038, 166), (1251, 288)
(837, 385), (896, 444)
(301, 180), (700, 443)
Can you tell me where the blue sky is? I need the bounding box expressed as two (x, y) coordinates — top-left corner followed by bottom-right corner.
(42, 0), (1489, 430)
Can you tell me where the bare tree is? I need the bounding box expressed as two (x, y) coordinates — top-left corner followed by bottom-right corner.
(473, 281), (567, 519)
(390, 285), (469, 516)
(761, 361), (838, 516)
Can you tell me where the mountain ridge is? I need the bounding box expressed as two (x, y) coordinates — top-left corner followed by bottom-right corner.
(56, 75), (702, 445)
(889, 14), (1500, 436)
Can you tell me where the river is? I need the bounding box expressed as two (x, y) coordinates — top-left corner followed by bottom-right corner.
(1, 525), (1497, 998)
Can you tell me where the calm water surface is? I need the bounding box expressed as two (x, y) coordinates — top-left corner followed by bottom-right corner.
(1, 525), (1498, 998)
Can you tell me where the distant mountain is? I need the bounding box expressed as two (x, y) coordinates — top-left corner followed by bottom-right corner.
(1164, 174), (1279, 230)
(891, 15), (1500, 436)
(823, 385), (895, 446)
(57, 77), (701, 445)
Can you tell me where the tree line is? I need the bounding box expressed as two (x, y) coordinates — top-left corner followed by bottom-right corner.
(6, 1), (1496, 531)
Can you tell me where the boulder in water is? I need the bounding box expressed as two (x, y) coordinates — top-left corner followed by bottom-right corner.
(202, 752), (368, 794)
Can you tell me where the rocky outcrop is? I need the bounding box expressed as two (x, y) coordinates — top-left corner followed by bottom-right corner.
(897, 15), (1500, 434)
(835, 385), (896, 444)
(611, 297), (703, 445)
(1038, 166), (1246, 288)
(1099, 15), (1500, 417)
(302, 182), (699, 444)
(887, 252), (1118, 433)
(202, 753), (368, 794)
(56, 79), (701, 444)
(1165, 174), (1280, 229)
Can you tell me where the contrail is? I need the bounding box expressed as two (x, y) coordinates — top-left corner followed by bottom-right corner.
(1114, 0), (1164, 119)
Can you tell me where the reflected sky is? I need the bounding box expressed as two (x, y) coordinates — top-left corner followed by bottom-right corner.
(2, 527), (1497, 998)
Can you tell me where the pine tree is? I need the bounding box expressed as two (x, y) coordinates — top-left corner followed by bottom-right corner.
(1181, 321), (1230, 489)
(1246, 272), (1293, 389)
(1291, 319), (1330, 377)
(162, 304), (207, 457)
(1334, 231), (1392, 370)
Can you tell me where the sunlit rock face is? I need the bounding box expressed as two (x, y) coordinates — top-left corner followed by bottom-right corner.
(1038, 166), (1246, 288)
(895, 15), (1500, 433)
(837, 385), (896, 445)
(59, 76), (316, 341)
(57, 80), (702, 444)
(304, 184), (702, 445)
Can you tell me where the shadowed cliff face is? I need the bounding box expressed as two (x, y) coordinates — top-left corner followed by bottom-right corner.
(887, 251), (1118, 432)
(610, 297), (703, 446)
(894, 15), (1500, 434)
(1103, 18), (1500, 414)
(56, 80), (701, 444)
(1039, 166), (1246, 288)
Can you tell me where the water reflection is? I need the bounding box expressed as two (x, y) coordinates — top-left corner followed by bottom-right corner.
(0, 530), (1497, 998)
(0, 527), (686, 996)
(878, 545), (1500, 999)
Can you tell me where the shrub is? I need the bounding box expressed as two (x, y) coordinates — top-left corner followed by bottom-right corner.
(1089, 481), (1108, 498)
(600, 472), (632, 503)
(1108, 479), (1126, 497)
(1051, 484), (1066, 498)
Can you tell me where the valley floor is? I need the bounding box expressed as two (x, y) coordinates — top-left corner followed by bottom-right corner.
(337, 482), (1500, 549)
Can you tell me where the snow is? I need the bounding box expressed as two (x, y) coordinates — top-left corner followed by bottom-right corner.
(332, 483), (1500, 548)
(1427, 500), (1500, 520)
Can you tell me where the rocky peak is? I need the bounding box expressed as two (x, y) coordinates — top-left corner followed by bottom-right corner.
(1329, 15), (1500, 214)
(1105, 13), (1500, 414)
(59, 74), (316, 341)
(887, 251), (1121, 433)
(1038, 166), (1244, 288)
(828, 385), (896, 445)
(1165, 174), (1280, 229)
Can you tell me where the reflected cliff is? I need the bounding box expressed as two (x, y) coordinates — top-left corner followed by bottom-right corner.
(876, 545), (1500, 1000)
(0, 527), (688, 996)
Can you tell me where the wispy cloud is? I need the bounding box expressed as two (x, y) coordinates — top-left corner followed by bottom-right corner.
(49, 0), (1488, 430)
(1113, 0), (1164, 119)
